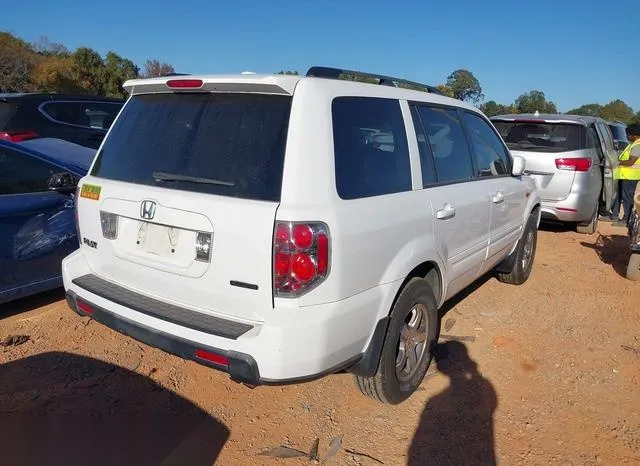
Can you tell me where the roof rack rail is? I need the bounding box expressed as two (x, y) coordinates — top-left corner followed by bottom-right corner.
(305, 66), (444, 95)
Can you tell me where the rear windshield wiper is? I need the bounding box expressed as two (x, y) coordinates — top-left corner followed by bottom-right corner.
(152, 172), (235, 187)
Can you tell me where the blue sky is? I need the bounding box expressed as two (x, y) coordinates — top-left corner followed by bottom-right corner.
(4, 0), (639, 111)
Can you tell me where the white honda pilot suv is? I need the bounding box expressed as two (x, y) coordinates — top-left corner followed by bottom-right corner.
(62, 67), (541, 404)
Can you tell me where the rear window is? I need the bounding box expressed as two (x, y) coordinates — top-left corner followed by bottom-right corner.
(0, 102), (17, 128)
(91, 93), (292, 202)
(492, 121), (588, 153)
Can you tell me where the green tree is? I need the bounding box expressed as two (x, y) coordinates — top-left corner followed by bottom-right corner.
(72, 47), (106, 95)
(514, 90), (557, 114)
(600, 99), (634, 123)
(275, 70), (299, 75)
(0, 32), (37, 92)
(480, 100), (516, 117)
(445, 69), (483, 103)
(142, 59), (175, 78)
(565, 103), (603, 117)
(103, 52), (139, 98)
(435, 84), (454, 98)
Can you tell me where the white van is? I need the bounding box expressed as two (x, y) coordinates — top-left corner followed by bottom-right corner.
(62, 67), (541, 404)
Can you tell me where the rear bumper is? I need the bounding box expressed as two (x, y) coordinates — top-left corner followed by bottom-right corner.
(540, 190), (597, 223)
(62, 250), (393, 384)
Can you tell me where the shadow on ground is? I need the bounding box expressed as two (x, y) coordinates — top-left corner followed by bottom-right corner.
(409, 341), (497, 466)
(580, 233), (629, 278)
(0, 352), (229, 466)
(0, 288), (66, 321)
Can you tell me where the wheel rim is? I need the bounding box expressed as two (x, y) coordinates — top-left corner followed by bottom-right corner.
(521, 230), (534, 271)
(396, 304), (429, 382)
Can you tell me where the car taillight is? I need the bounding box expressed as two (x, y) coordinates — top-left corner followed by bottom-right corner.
(100, 211), (119, 239)
(0, 130), (39, 142)
(555, 157), (592, 172)
(273, 221), (330, 297)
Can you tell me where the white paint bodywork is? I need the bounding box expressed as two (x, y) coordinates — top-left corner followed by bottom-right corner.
(62, 73), (541, 381)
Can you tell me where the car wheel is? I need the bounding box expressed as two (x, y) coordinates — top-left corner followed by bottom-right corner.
(577, 204), (599, 235)
(497, 210), (538, 285)
(354, 277), (438, 405)
(627, 253), (640, 281)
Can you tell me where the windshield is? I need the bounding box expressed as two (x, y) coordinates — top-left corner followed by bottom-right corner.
(91, 92), (292, 202)
(492, 121), (587, 153)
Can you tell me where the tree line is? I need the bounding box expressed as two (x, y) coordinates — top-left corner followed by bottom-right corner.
(2, 31), (638, 124)
(0, 32), (175, 99)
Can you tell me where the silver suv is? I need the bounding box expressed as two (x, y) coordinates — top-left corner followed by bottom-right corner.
(491, 114), (619, 234)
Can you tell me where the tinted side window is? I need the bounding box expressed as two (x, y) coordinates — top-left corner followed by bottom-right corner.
(0, 148), (56, 195)
(410, 106), (436, 186)
(332, 97), (412, 199)
(462, 112), (510, 177)
(41, 101), (123, 129)
(416, 106), (474, 183)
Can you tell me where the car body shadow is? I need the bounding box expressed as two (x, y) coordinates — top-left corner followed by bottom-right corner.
(408, 341), (497, 465)
(0, 288), (66, 321)
(580, 233), (629, 278)
(0, 352), (229, 466)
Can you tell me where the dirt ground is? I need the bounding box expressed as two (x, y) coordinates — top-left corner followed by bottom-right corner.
(1, 221), (639, 466)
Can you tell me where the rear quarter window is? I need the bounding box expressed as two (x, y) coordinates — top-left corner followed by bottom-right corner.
(332, 96), (412, 199)
(91, 93), (292, 202)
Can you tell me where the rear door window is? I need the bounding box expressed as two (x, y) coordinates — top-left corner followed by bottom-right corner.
(493, 121), (587, 153)
(332, 96), (412, 199)
(91, 93), (292, 202)
(40, 101), (123, 129)
(415, 105), (475, 183)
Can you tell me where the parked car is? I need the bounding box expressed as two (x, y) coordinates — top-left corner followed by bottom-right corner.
(62, 67), (541, 404)
(491, 114), (619, 234)
(607, 120), (629, 153)
(0, 138), (95, 304)
(0, 93), (124, 149)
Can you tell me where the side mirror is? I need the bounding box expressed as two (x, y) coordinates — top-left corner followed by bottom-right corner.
(511, 155), (526, 176)
(48, 171), (80, 195)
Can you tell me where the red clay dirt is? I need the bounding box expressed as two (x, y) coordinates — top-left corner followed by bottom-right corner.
(1, 221), (639, 465)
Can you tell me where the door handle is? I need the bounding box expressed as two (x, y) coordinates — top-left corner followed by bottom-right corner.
(436, 204), (456, 220)
(491, 191), (505, 204)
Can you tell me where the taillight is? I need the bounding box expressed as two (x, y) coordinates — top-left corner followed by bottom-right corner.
(555, 157), (592, 172)
(100, 211), (119, 239)
(273, 221), (330, 297)
(0, 130), (39, 142)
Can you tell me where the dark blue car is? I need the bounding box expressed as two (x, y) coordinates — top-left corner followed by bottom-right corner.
(0, 138), (95, 304)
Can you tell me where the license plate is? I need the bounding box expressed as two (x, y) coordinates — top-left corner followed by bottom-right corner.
(137, 222), (180, 256)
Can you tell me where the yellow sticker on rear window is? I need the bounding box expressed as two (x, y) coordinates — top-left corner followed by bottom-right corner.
(80, 184), (101, 201)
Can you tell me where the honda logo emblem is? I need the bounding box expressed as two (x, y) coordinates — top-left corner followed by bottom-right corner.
(140, 200), (157, 220)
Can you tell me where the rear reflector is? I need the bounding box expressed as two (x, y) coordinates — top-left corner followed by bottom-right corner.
(76, 301), (94, 315)
(557, 207), (578, 212)
(0, 130), (39, 142)
(194, 349), (229, 367)
(555, 157), (592, 172)
(166, 79), (204, 89)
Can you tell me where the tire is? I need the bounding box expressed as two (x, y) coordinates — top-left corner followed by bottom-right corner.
(354, 277), (438, 405)
(577, 204), (599, 235)
(627, 253), (640, 281)
(497, 211), (538, 285)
